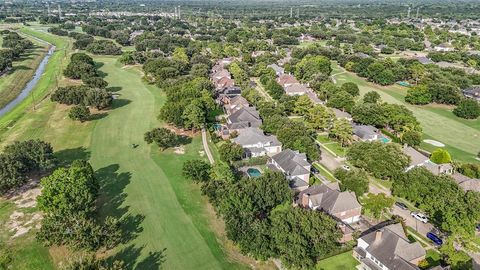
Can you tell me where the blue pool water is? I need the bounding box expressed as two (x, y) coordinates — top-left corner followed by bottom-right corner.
(247, 168), (261, 177)
(379, 137), (390, 143)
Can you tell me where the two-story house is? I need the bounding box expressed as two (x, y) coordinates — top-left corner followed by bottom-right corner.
(353, 223), (426, 270)
(298, 182), (362, 224)
(232, 127), (282, 158)
(269, 149), (311, 191)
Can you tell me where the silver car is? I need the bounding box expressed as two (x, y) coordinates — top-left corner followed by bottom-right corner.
(411, 212), (429, 223)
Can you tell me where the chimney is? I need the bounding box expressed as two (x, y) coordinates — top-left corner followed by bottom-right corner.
(301, 193), (310, 208)
(375, 230), (383, 242)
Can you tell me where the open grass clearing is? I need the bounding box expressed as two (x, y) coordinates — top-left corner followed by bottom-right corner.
(332, 63), (480, 163)
(316, 251), (359, 270)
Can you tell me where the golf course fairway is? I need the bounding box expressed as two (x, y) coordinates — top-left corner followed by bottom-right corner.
(88, 57), (245, 269)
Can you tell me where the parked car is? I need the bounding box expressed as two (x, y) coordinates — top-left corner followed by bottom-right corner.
(395, 201), (408, 210)
(476, 224), (480, 232)
(311, 166), (319, 174)
(342, 165), (351, 171)
(411, 212), (429, 223)
(427, 232), (443, 245)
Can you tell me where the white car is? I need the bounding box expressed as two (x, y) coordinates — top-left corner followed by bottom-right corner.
(411, 212), (429, 223)
(342, 165), (351, 171)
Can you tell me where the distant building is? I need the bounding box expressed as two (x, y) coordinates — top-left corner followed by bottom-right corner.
(267, 63), (285, 76)
(416, 56), (434, 65)
(277, 74), (299, 87)
(434, 43), (455, 52)
(462, 86), (480, 102)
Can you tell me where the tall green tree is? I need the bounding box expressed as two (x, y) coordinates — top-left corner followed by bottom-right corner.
(144, 128), (179, 150)
(362, 193), (395, 219)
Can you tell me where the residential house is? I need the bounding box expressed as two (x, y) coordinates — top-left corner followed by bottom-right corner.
(298, 182), (362, 224)
(267, 63), (285, 76)
(462, 86), (480, 102)
(277, 74), (299, 88)
(423, 162), (453, 176)
(224, 107), (262, 137)
(434, 43), (455, 52)
(353, 223), (426, 270)
(332, 108), (353, 121)
(221, 95), (249, 115)
(284, 83), (308, 96)
(416, 56), (434, 65)
(402, 146), (430, 171)
(451, 173), (480, 192)
(214, 76), (235, 91)
(232, 127), (282, 158)
(269, 149), (311, 191)
(211, 69), (231, 82)
(356, 52), (371, 59)
(353, 125), (380, 142)
(402, 146), (453, 176)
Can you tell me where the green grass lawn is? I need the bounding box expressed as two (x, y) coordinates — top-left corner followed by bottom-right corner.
(0, 27), (71, 131)
(332, 63), (480, 163)
(316, 134), (347, 157)
(313, 162), (337, 182)
(316, 251), (359, 270)
(89, 57), (247, 269)
(0, 34), (48, 109)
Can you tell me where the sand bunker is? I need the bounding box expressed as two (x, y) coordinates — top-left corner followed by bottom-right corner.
(423, 139), (445, 147)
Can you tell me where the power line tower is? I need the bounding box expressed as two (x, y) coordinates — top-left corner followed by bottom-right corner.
(178, 6), (181, 20)
(407, 6), (411, 19)
(290, 7), (293, 18)
(58, 4), (61, 19)
(416, 7), (420, 19)
(297, 8), (299, 18)
(46, 2), (50, 15)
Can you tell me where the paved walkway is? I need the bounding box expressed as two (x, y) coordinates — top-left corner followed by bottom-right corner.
(201, 128), (215, 165)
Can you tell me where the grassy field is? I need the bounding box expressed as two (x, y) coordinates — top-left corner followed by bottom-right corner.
(0, 34), (49, 109)
(332, 63), (480, 163)
(316, 251), (359, 270)
(89, 57), (248, 269)
(0, 27), (71, 132)
(316, 134), (347, 157)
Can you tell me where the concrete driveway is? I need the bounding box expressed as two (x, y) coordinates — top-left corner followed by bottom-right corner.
(392, 205), (434, 236)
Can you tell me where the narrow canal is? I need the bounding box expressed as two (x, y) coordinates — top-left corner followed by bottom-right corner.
(0, 41), (56, 117)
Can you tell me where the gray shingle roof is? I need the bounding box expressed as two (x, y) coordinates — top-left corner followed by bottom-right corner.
(233, 128), (281, 147)
(299, 183), (361, 214)
(353, 125), (378, 140)
(227, 107), (262, 130)
(271, 149), (310, 176)
(402, 146), (428, 167)
(360, 223), (425, 270)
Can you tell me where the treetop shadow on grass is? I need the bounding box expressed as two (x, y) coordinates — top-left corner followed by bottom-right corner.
(111, 99), (131, 109)
(89, 112), (108, 121)
(176, 135), (192, 146)
(95, 164), (145, 244)
(107, 86), (122, 92)
(108, 244), (167, 270)
(54, 147), (91, 166)
(12, 65), (33, 71)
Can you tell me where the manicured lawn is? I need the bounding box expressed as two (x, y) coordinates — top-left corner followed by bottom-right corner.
(89, 57), (247, 269)
(332, 63), (480, 163)
(316, 251), (359, 270)
(313, 162), (337, 182)
(316, 134), (347, 157)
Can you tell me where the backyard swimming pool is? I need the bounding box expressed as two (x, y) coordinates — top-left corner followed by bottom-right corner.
(247, 168), (262, 178)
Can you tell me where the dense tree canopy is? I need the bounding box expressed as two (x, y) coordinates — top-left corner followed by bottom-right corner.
(347, 141), (410, 179)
